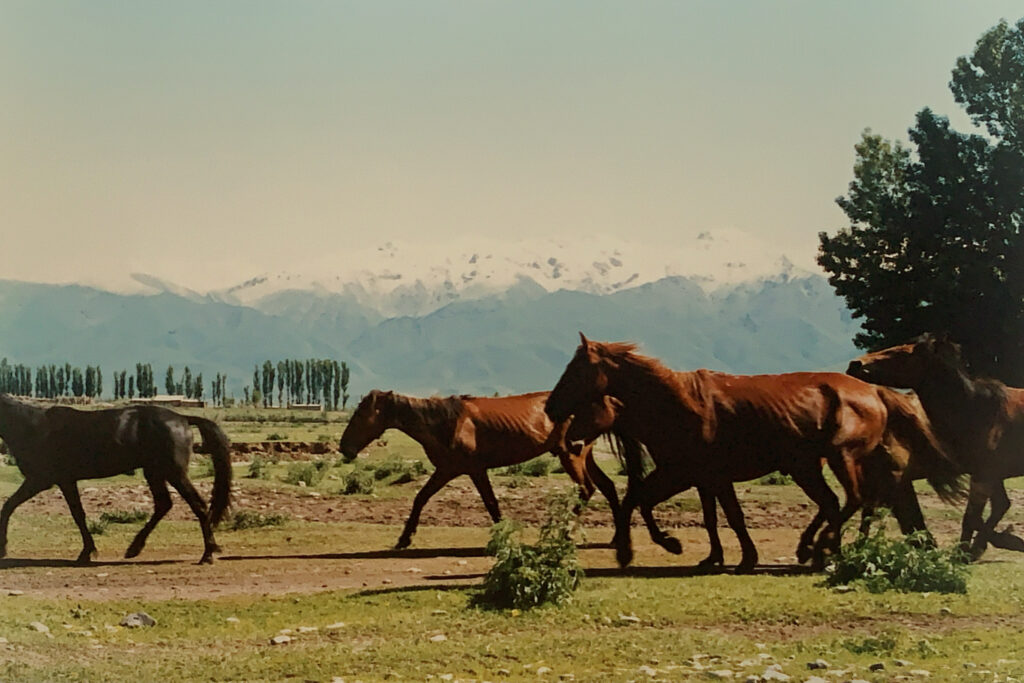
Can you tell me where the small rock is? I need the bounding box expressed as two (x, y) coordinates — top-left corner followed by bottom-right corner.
(833, 584), (855, 593)
(226, 617), (240, 624)
(7, 590), (24, 596)
(894, 659), (912, 667)
(638, 665), (658, 676)
(297, 481), (307, 487)
(496, 669), (511, 676)
(325, 622), (346, 629)
(909, 670), (930, 678)
(269, 635), (292, 645)
(938, 607), (952, 616)
(761, 668), (790, 682)
(381, 578), (392, 584)
(804, 677), (828, 683)
(95, 573), (109, 578)
(618, 613), (641, 624)
(559, 674), (575, 681)
(457, 560), (468, 566)
(739, 659), (759, 667)
(431, 609), (448, 615)
(708, 670), (734, 679)
(536, 666), (552, 675)
(408, 567), (423, 573)
(807, 659), (829, 670)
(120, 612), (156, 628)
(330, 678), (346, 683)
(297, 626), (318, 633)
(429, 634), (448, 642)
(869, 662), (886, 672)
(438, 675), (454, 681)
(28, 621), (50, 634)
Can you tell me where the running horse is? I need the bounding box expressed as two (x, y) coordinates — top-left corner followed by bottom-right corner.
(848, 333), (1024, 558)
(0, 394), (232, 564)
(545, 335), (963, 570)
(340, 390), (635, 549)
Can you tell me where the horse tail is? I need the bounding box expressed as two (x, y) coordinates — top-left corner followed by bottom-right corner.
(878, 389), (966, 504)
(188, 416), (233, 526)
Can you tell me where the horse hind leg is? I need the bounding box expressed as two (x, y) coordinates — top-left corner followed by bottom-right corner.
(168, 474), (219, 565)
(969, 479), (1011, 561)
(696, 486), (725, 571)
(125, 470), (173, 559)
(397, 468), (458, 549)
(789, 465), (841, 571)
(469, 471), (502, 523)
(713, 484), (758, 573)
(57, 482), (98, 565)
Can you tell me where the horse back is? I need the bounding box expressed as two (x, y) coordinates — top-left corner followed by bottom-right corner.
(459, 392), (555, 464)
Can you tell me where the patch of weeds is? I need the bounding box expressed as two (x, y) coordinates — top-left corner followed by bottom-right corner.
(228, 509), (289, 530)
(842, 633), (899, 656)
(474, 491), (582, 610)
(248, 455), (271, 480)
(316, 433), (333, 443)
(192, 455), (216, 479)
(340, 469), (376, 495)
(86, 518), (108, 535)
(369, 457), (428, 484)
(283, 460), (330, 487)
(265, 432), (287, 441)
(99, 509), (148, 525)
(756, 471), (794, 485)
(500, 455), (556, 478)
(504, 473), (530, 489)
(826, 524), (969, 594)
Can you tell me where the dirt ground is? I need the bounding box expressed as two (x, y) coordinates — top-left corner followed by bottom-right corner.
(0, 476), (1016, 603)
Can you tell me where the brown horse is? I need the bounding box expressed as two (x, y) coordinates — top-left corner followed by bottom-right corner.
(339, 390), (635, 549)
(848, 333), (1024, 558)
(545, 335), (963, 570)
(0, 394), (232, 564)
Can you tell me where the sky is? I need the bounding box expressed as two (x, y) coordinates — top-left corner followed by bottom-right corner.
(2, 2), (1021, 291)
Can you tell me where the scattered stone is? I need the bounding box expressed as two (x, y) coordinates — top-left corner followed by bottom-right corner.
(381, 578), (392, 584)
(804, 677), (828, 683)
(120, 612), (156, 628)
(0, 637), (7, 644)
(909, 670), (931, 678)
(894, 659), (912, 667)
(429, 634), (448, 642)
(330, 678), (346, 683)
(869, 662), (886, 672)
(7, 590), (24, 596)
(95, 573), (109, 578)
(638, 665), (658, 676)
(408, 567), (423, 573)
(297, 626), (318, 633)
(28, 622), (49, 634)
(618, 613), (641, 624)
(278, 628), (293, 635)
(762, 664), (790, 681)
(708, 670), (734, 679)
(457, 560), (468, 566)
(438, 675), (454, 681)
(269, 635), (292, 645)
(939, 607), (952, 616)
(807, 659), (829, 670)
(325, 622), (346, 630)
(739, 659), (759, 667)
(226, 617), (240, 624)
(833, 584), (855, 593)
(497, 669), (511, 676)
(963, 662), (977, 669)
(758, 654), (774, 660)
(431, 610), (448, 615)
(536, 666), (552, 675)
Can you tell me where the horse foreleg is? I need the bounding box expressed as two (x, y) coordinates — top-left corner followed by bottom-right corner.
(959, 477), (987, 555)
(0, 479), (49, 559)
(615, 471), (689, 567)
(713, 483), (758, 573)
(890, 479), (932, 544)
(126, 471), (173, 559)
(584, 448), (620, 518)
(790, 466), (841, 571)
(798, 510), (827, 564)
(397, 469), (457, 549)
(469, 471), (502, 523)
(57, 482), (97, 565)
(697, 486), (724, 571)
(169, 476), (218, 565)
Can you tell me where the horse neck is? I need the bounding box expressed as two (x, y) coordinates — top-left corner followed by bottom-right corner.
(0, 395), (44, 451)
(605, 361), (702, 440)
(390, 395), (458, 447)
(915, 364), (1000, 452)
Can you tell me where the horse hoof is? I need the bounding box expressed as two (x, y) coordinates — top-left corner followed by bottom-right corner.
(735, 558), (757, 575)
(658, 535), (683, 555)
(197, 554), (214, 565)
(394, 538), (412, 550)
(75, 551), (94, 566)
(695, 556), (723, 574)
(124, 544), (143, 559)
(615, 546), (634, 568)
(795, 545), (813, 565)
(969, 544), (987, 562)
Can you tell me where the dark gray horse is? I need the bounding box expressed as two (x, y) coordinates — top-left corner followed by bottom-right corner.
(0, 394), (232, 564)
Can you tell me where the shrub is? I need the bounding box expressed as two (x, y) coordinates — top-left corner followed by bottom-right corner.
(248, 455), (271, 480)
(340, 469), (376, 495)
(756, 472), (794, 485)
(99, 509), (148, 525)
(228, 509), (288, 530)
(826, 525), (969, 594)
(192, 455), (216, 479)
(86, 518), (108, 535)
(501, 455), (556, 478)
(369, 457), (428, 484)
(475, 491), (582, 610)
(265, 432), (287, 441)
(284, 460), (330, 487)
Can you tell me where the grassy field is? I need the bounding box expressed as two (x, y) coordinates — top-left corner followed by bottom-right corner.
(1, 406), (1024, 682)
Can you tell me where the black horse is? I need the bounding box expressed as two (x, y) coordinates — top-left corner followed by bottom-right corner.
(0, 394), (232, 564)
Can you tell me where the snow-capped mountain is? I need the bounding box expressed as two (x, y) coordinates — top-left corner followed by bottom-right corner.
(206, 230), (815, 318)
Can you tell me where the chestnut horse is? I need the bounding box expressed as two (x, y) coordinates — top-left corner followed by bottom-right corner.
(0, 394), (232, 564)
(545, 335), (963, 570)
(339, 389), (643, 549)
(848, 333), (1024, 558)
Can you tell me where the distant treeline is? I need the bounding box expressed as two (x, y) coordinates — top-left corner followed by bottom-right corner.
(248, 359), (351, 410)
(0, 357), (350, 410)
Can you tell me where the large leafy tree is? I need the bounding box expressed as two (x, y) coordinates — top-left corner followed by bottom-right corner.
(820, 18), (1024, 383)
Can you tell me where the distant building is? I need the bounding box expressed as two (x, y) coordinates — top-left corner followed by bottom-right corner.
(130, 395), (206, 408)
(288, 403), (323, 411)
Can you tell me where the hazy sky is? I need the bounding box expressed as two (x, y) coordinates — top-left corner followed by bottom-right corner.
(2, 2), (1021, 290)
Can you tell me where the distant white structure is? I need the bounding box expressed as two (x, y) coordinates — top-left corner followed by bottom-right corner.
(131, 395), (206, 408)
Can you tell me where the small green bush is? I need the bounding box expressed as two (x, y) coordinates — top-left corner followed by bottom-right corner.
(340, 469), (376, 495)
(248, 455), (271, 480)
(265, 432), (287, 441)
(86, 518), (108, 535)
(826, 526), (969, 594)
(369, 457), (428, 483)
(192, 455), (216, 479)
(756, 472), (794, 485)
(501, 455), (556, 478)
(228, 509), (289, 530)
(475, 491), (582, 610)
(283, 460), (329, 487)
(99, 509), (148, 525)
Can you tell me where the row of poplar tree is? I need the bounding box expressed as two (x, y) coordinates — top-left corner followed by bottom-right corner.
(1, 357), (350, 409)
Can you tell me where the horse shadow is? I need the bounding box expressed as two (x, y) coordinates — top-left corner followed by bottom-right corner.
(0, 557), (182, 570)
(218, 541), (613, 563)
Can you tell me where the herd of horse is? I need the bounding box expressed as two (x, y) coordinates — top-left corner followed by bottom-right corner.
(0, 332), (1021, 573)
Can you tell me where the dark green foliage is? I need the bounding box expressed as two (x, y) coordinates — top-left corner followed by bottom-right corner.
(476, 492), (582, 610)
(284, 460), (330, 487)
(99, 509), (148, 525)
(756, 472), (794, 485)
(819, 18), (1024, 384)
(228, 509), (288, 530)
(247, 455), (270, 480)
(340, 469), (376, 495)
(826, 526), (969, 594)
(500, 455), (556, 478)
(86, 518), (108, 535)
(368, 457), (428, 483)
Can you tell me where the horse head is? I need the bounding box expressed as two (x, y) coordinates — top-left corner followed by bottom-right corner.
(545, 333), (613, 423)
(339, 389), (395, 462)
(847, 332), (964, 389)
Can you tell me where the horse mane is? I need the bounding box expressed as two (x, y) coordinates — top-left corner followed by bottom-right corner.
(390, 393), (466, 429)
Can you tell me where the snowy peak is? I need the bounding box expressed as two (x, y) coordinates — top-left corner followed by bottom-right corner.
(211, 230), (814, 317)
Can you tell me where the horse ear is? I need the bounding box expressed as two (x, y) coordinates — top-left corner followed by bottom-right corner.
(578, 332), (591, 350)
